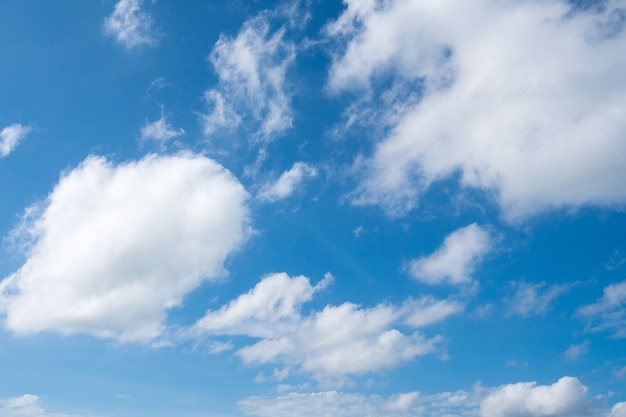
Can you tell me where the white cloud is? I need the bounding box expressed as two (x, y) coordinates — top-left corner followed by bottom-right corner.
(194, 273), (456, 380)
(408, 224), (491, 285)
(609, 402), (626, 417)
(104, 0), (156, 50)
(0, 395), (44, 417)
(194, 272), (332, 338)
(403, 296), (464, 327)
(240, 377), (616, 417)
(258, 162), (317, 202)
(327, 0), (626, 220)
(240, 388), (481, 417)
(565, 340), (590, 361)
(203, 13), (296, 140)
(0, 124), (31, 157)
(140, 113), (184, 143)
(480, 376), (592, 417)
(0, 394), (99, 417)
(0, 153), (250, 342)
(577, 280), (626, 338)
(508, 282), (570, 317)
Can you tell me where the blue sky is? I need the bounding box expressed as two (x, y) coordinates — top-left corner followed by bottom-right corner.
(1, 0), (626, 416)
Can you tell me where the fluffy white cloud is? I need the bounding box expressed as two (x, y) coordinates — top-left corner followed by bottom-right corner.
(0, 124), (31, 157)
(409, 224), (491, 285)
(327, 0), (626, 220)
(194, 272), (332, 338)
(203, 13), (296, 140)
(103, 0), (156, 50)
(480, 377), (592, 417)
(508, 282), (570, 317)
(0, 153), (250, 342)
(258, 162), (317, 202)
(194, 273), (457, 380)
(140, 114), (185, 143)
(577, 280), (626, 338)
(609, 402), (626, 417)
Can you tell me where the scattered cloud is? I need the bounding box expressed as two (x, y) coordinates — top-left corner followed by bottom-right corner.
(0, 123), (31, 157)
(507, 281), (570, 317)
(202, 13), (296, 140)
(103, 0), (157, 50)
(408, 224), (491, 285)
(241, 376), (603, 417)
(577, 280), (626, 338)
(403, 296), (464, 327)
(258, 162), (317, 202)
(194, 273), (457, 381)
(0, 395), (44, 417)
(326, 0), (626, 220)
(140, 113), (185, 144)
(564, 340), (591, 361)
(0, 153), (250, 342)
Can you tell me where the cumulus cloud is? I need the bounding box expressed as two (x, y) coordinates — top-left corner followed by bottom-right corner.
(0, 153), (249, 342)
(508, 281), (570, 317)
(577, 280), (626, 338)
(480, 376), (592, 417)
(194, 273), (459, 380)
(0, 124), (31, 157)
(258, 162), (317, 202)
(326, 0), (626, 220)
(140, 113), (184, 144)
(203, 13), (296, 140)
(104, 0), (156, 49)
(408, 224), (491, 285)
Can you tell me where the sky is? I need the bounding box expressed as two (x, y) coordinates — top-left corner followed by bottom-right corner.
(1, 0), (626, 416)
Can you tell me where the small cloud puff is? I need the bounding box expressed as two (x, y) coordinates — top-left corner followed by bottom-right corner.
(104, 0), (157, 50)
(409, 224), (491, 285)
(0, 123), (31, 157)
(258, 162), (317, 202)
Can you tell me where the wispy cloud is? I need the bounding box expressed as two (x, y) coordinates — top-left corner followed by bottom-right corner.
(507, 281), (570, 317)
(140, 113), (184, 144)
(0, 123), (31, 157)
(577, 280), (626, 338)
(408, 224), (491, 285)
(202, 13), (296, 141)
(104, 0), (157, 50)
(240, 376), (598, 417)
(564, 340), (590, 361)
(0, 153), (250, 343)
(258, 162), (317, 202)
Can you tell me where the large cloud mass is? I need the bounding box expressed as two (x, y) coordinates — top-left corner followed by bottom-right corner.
(327, 0), (626, 220)
(0, 153), (249, 342)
